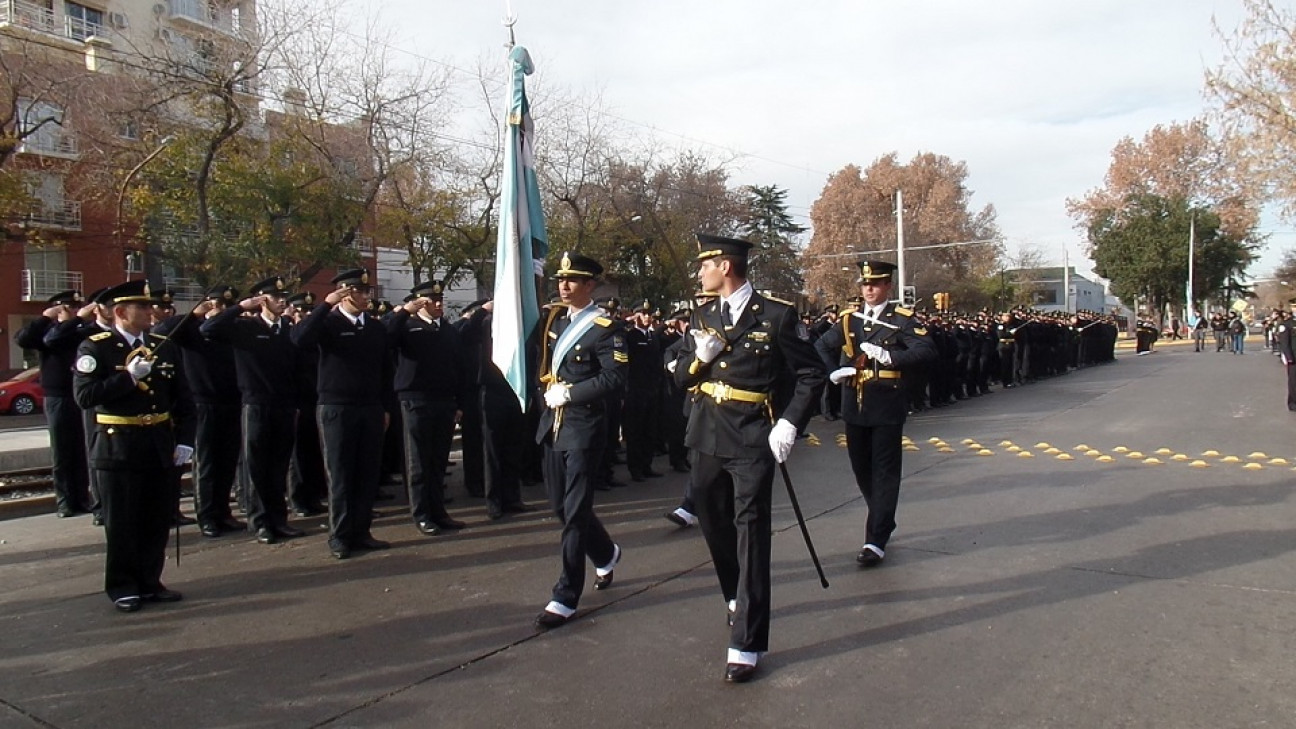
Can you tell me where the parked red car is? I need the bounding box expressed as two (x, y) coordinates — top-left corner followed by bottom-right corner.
(0, 368), (44, 415)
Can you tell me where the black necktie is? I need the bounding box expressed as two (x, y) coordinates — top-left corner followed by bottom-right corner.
(722, 302), (733, 327)
(272, 322), (280, 335)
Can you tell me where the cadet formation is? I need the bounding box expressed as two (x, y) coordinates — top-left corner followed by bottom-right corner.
(13, 234), (1123, 682)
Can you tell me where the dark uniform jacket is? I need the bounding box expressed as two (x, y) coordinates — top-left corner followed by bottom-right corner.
(673, 292), (825, 459)
(814, 302), (937, 427)
(534, 304), (629, 451)
(73, 330), (195, 469)
(15, 316), (76, 397)
(384, 310), (469, 406)
(291, 305), (391, 406)
(200, 308), (298, 407)
(152, 314), (241, 406)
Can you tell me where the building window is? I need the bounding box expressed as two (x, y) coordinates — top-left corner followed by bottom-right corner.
(64, 1), (104, 40)
(16, 98), (65, 151)
(119, 118), (140, 140)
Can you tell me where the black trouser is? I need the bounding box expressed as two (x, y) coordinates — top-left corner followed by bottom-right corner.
(243, 404), (296, 532)
(318, 403), (384, 549)
(693, 450), (774, 655)
(1287, 363), (1296, 411)
(400, 396), (457, 524)
(290, 402), (327, 509)
(543, 443), (615, 609)
(482, 385), (525, 510)
(193, 403), (242, 527)
(82, 409), (102, 515)
(45, 394), (90, 513)
(662, 393), (689, 469)
(844, 422), (904, 550)
(459, 386), (485, 495)
(623, 389), (658, 476)
(99, 465), (173, 601)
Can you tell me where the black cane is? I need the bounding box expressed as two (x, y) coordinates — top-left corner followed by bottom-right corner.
(778, 462), (829, 589)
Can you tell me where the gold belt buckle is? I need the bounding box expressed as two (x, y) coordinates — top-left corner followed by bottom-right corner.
(710, 382), (731, 404)
(139, 414), (155, 425)
(859, 370), (875, 382)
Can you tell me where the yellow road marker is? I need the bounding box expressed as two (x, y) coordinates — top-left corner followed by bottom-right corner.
(1056, 454), (1075, 461)
(1018, 451), (1034, 458)
(977, 449), (994, 456)
(1268, 458), (1289, 465)
(1142, 457), (1163, 465)
(1155, 448), (1173, 455)
(1201, 450), (1220, 457)
(1220, 455), (1241, 463)
(1190, 460), (1209, 468)
(1085, 449), (1102, 457)
(1097, 455), (1114, 463)
(1248, 452), (1267, 459)
(1126, 451), (1144, 459)
(1243, 463), (1263, 470)
(1171, 454), (1189, 461)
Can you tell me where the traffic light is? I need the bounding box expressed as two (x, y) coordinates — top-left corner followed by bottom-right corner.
(933, 292), (948, 311)
(902, 285), (916, 309)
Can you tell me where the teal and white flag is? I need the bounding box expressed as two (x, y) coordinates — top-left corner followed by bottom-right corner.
(491, 45), (548, 412)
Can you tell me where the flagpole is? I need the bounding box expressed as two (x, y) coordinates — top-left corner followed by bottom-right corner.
(1187, 214), (1196, 323)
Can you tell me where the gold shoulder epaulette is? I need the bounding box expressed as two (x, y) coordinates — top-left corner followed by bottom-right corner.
(894, 306), (914, 317)
(90, 331), (113, 341)
(765, 295), (795, 307)
(594, 316), (613, 327)
(841, 307), (858, 317)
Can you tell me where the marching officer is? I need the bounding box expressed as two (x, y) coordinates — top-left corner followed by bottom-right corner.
(386, 280), (469, 536)
(200, 276), (305, 545)
(15, 290), (92, 517)
(73, 280), (195, 613)
(814, 260), (936, 568)
(672, 234), (825, 683)
(291, 268), (392, 560)
(533, 252), (628, 630)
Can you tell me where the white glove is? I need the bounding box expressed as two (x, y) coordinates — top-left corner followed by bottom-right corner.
(829, 366), (857, 385)
(126, 355), (153, 380)
(543, 383), (571, 409)
(691, 329), (725, 363)
(665, 359), (678, 374)
(173, 445), (194, 466)
(861, 342), (892, 366)
(768, 418), (797, 463)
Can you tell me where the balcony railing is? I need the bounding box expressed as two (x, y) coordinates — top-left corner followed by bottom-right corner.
(2, 0), (55, 34)
(26, 200), (82, 230)
(21, 269), (84, 303)
(17, 129), (79, 158)
(162, 277), (204, 301)
(167, 0), (232, 33)
(2, 0), (111, 42)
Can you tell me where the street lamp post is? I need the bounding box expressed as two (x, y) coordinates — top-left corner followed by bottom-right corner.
(115, 135), (174, 277)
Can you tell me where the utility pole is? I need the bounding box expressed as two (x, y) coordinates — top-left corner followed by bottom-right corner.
(895, 189), (906, 294)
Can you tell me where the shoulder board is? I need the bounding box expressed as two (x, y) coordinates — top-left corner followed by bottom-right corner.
(549, 303), (571, 310)
(594, 317), (613, 327)
(90, 331), (113, 341)
(764, 295), (795, 307)
(893, 306), (914, 317)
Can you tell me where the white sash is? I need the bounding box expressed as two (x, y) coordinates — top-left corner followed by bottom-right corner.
(550, 307), (601, 375)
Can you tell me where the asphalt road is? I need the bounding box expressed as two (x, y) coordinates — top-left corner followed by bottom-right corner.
(1, 342), (1294, 728)
(0, 413), (44, 431)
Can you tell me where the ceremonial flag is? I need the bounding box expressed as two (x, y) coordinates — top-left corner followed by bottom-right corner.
(491, 45), (548, 412)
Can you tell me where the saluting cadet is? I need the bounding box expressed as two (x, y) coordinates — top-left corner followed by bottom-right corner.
(200, 276), (304, 545)
(73, 280), (195, 613)
(1275, 311), (1296, 411)
(672, 234), (825, 683)
(15, 290), (92, 517)
(285, 292), (328, 516)
(154, 286), (246, 538)
(814, 260), (937, 568)
(624, 299), (664, 481)
(385, 280), (469, 536)
(533, 253), (629, 630)
(291, 268), (392, 560)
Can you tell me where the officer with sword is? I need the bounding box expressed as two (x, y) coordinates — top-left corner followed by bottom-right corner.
(814, 260), (936, 569)
(673, 233), (826, 684)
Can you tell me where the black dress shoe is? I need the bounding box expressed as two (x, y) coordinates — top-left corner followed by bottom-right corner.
(330, 546), (351, 560)
(534, 610), (570, 629)
(273, 525), (305, 539)
(502, 502), (535, 514)
(725, 663), (758, 683)
(432, 516), (467, 530)
(856, 546), (884, 567)
(487, 506), (505, 520)
(671, 463), (690, 473)
(143, 588), (183, 603)
(92, 514), (104, 526)
(255, 528), (278, 545)
(174, 514), (197, 526)
(114, 596), (143, 613)
(642, 468), (663, 478)
(355, 537), (390, 551)
(629, 472), (646, 483)
(199, 523), (222, 538)
(416, 521), (442, 536)
(293, 503), (325, 517)
(57, 508), (75, 518)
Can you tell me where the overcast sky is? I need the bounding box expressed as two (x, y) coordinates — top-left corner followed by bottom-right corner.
(379, 0), (1294, 278)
